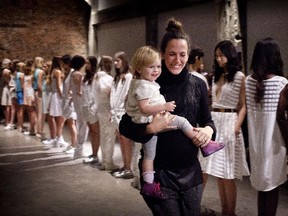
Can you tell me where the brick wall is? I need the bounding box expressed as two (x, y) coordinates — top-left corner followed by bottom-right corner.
(0, 0), (90, 61)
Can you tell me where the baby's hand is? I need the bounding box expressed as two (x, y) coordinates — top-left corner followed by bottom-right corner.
(164, 101), (176, 112)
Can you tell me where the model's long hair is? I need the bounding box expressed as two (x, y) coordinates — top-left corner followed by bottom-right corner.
(84, 56), (97, 85)
(250, 37), (284, 103)
(113, 51), (130, 85)
(213, 40), (240, 83)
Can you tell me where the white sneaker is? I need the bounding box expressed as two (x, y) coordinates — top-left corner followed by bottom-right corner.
(83, 155), (100, 164)
(57, 140), (68, 148)
(42, 138), (56, 145)
(4, 124), (14, 130)
(63, 145), (75, 154)
(56, 137), (69, 148)
(73, 145), (84, 160)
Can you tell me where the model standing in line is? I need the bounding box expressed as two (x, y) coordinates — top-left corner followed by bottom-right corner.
(199, 40), (250, 216)
(246, 37), (287, 216)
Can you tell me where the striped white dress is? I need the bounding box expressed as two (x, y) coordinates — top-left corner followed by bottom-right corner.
(199, 71), (250, 179)
(246, 75), (287, 191)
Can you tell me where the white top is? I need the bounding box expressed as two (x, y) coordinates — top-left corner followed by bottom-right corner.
(126, 79), (165, 123)
(94, 71), (113, 113)
(110, 72), (132, 123)
(246, 75), (288, 191)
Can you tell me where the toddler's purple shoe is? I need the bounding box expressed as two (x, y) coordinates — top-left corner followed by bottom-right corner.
(140, 182), (167, 200)
(201, 140), (225, 157)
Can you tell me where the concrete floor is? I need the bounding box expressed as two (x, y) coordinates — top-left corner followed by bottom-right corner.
(0, 122), (287, 216)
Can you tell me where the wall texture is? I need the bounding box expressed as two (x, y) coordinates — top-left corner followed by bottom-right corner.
(247, 0), (288, 76)
(0, 0), (90, 61)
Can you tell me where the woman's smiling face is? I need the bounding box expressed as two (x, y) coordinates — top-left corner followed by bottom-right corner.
(163, 39), (189, 75)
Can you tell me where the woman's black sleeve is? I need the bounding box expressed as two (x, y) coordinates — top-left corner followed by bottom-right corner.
(119, 113), (154, 143)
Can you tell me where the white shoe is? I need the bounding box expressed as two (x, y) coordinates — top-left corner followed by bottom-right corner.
(63, 145), (75, 154)
(4, 124), (14, 130)
(83, 155), (100, 164)
(57, 140), (68, 148)
(42, 138), (56, 145)
(73, 145), (84, 160)
(56, 137), (69, 148)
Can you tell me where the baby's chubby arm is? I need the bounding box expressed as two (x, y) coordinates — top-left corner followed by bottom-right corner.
(138, 98), (176, 115)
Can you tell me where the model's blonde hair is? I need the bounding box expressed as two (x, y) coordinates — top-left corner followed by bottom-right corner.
(16, 62), (26, 72)
(34, 56), (44, 68)
(131, 46), (161, 79)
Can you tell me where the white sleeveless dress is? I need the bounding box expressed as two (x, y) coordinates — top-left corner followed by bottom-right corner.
(49, 77), (63, 117)
(246, 75), (287, 191)
(199, 71), (250, 179)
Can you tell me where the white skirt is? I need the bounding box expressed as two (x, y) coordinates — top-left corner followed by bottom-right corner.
(199, 111), (250, 179)
(49, 92), (62, 117)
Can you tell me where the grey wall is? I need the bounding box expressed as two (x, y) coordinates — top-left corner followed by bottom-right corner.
(247, 0), (288, 76)
(95, 1), (217, 70)
(158, 1), (217, 72)
(97, 17), (145, 61)
(94, 0), (288, 76)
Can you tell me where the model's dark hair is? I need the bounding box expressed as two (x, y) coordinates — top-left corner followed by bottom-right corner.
(71, 55), (85, 71)
(84, 56), (98, 85)
(214, 40), (240, 83)
(51, 56), (62, 72)
(160, 18), (190, 54)
(61, 54), (72, 66)
(250, 37), (284, 103)
(188, 46), (204, 64)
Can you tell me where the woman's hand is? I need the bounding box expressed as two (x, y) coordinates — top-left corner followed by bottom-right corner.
(146, 111), (176, 134)
(235, 123), (241, 136)
(192, 126), (213, 147)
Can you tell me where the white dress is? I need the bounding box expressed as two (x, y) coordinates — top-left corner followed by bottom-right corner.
(199, 71), (250, 179)
(246, 75), (288, 191)
(94, 71), (114, 166)
(23, 75), (35, 106)
(62, 69), (77, 120)
(49, 76), (63, 117)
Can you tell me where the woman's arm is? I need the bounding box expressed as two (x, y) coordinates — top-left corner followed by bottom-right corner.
(119, 111), (175, 143)
(20, 73), (25, 90)
(37, 69), (44, 95)
(235, 75), (246, 135)
(76, 73), (83, 96)
(55, 69), (63, 98)
(193, 79), (216, 146)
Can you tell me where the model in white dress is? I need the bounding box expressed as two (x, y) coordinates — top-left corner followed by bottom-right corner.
(49, 76), (63, 117)
(94, 70), (115, 170)
(246, 75), (287, 191)
(70, 70), (89, 158)
(199, 71), (250, 179)
(245, 37), (287, 216)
